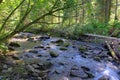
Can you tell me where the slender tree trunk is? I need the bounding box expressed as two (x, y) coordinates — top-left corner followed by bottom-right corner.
(82, 0), (85, 24)
(114, 0), (118, 20)
(95, 0), (111, 24)
(105, 0), (112, 23)
(0, 0), (3, 4)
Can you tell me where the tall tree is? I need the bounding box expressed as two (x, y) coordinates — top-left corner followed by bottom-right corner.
(95, 0), (112, 24)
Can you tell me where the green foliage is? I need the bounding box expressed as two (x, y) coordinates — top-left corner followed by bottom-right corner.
(0, 43), (8, 53)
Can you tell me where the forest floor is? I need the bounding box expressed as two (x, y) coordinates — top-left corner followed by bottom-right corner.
(0, 32), (120, 80)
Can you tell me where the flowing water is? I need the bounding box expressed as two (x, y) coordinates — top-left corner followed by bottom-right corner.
(9, 33), (120, 80)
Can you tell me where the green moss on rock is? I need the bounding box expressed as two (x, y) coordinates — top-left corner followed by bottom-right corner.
(49, 50), (59, 57)
(59, 47), (68, 51)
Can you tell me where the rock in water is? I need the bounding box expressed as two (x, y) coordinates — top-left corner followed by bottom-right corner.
(9, 42), (20, 47)
(49, 50), (59, 57)
(98, 75), (109, 80)
(70, 69), (88, 78)
(59, 47), (68, 51)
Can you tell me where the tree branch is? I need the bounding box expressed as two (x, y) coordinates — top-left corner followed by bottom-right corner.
(0, 0), (25, 33)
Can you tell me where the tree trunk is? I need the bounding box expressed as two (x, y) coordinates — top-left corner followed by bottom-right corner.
(95, 0), (112, 24)
(114, 0), (118, 20)
(0, 0), (3, 4)
(105, 0), (112, 23)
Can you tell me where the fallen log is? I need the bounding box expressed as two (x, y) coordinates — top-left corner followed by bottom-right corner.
(84, 34), (120, 42)
(82, 34), (120, 60)
(105, 41), (119, 60)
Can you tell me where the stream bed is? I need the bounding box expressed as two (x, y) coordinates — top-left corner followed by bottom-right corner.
(2, 32), (120, 80)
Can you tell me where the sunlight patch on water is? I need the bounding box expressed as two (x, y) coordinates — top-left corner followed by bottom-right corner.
(10, 38), (27, 42)
(73, 55), (119, 80)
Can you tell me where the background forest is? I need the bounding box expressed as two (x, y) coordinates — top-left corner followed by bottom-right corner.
(0, 0), (120, 50)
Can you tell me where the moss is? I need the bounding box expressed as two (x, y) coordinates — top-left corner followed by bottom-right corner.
(62, 42), (70, 47)
(59, 47), (68, 51)
(54, 39), (64, 43)
(49, 50), (59, 57)
(78, 46), (86, 52)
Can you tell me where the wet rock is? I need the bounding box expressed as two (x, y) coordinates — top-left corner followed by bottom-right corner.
(0, 55), (6, 61)
(71, 66), (79, 70)
(32, 72), (39, 77)
(12, 54), (19, 60)
(100, 51), (109, 56)
(72, 45), (76, 48)
(24, 53), (34, 58)
(93, 57), (101, 62)
(7, 67), (13, 72)
(37, 54), (42, 57)
(84, 51), (92, 55)
(4, 60), (15, 65)
(81, 66), (90, 71)
(69, 77), (82, 80)
(98, 75), (109, 80)
(27, 37), (35, 42)
(86, 71), (94, 78)
(63, 42), (70, 47)
(29, 50), (38, 54)
(0, 76), (2, 80)
(2, 70), (8, 73)
(55, 68), (63, 74)
(78, 46), (87, 52)
(59, 61), (66, 65)
(3, 64), (8, 69)
(51, 39), (64, 43)
(34, 45), (44, 49)
(38, 71), (47, 78)
(38, 36), (50, 40)
(59, 47), (68, 51)
(37, 61), (52, 70)
(9, 42), (20, 47)
(32, 64), (39, 69)
(8, 46), (15, 51)
(46, 46), (50, 49)
(37, 77), (42, 80)
(93, 50), (102, 54)
(81, 54), (87, 58)
(27, 65), (35, 72)
(15, 32), (34, 38)
(70, 69), (88, 78)
(49, 50), (59, 57)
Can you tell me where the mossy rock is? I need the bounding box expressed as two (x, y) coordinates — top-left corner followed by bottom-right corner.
(62, 42), (70, 47)
(59, 47), (68, 51)
(78, 46), (86, 52)
(51, 39), (64, 44)
(49, 50), (59, 57)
